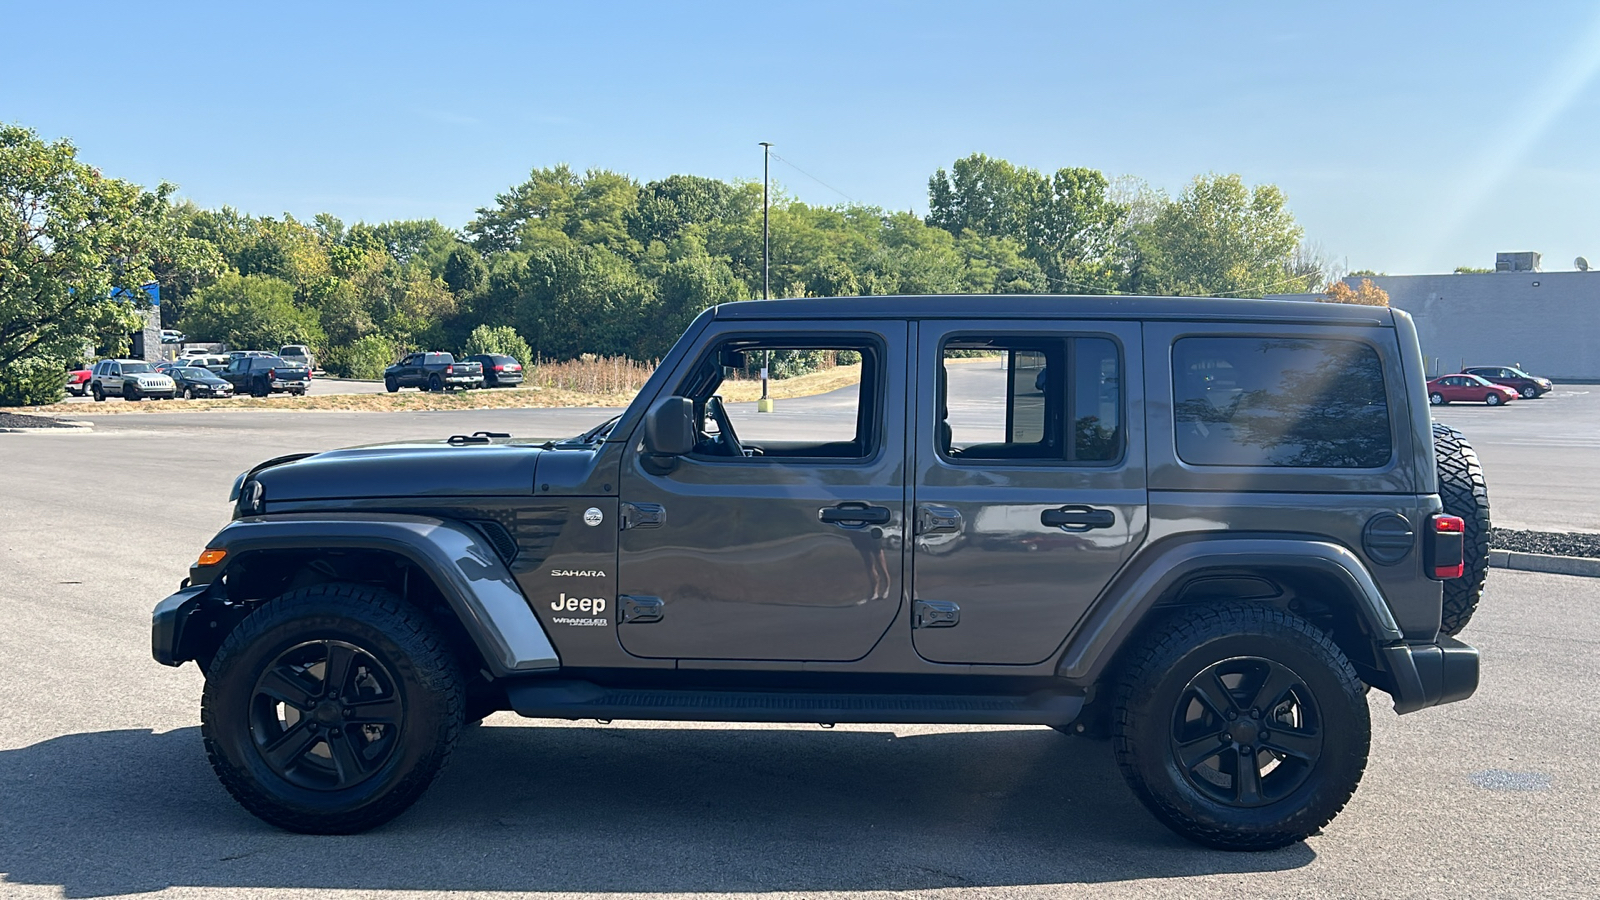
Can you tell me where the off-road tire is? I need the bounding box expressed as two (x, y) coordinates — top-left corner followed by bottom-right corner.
(201, 582), (466, 834)
(1433, 422), (1490, 635)
(1113, 603), (1370, 851)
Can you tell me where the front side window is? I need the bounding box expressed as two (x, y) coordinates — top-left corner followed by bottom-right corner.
(939, 335), (1122, 464)
(678, 338), (879, 461)
(1173, 336), (1391, 468)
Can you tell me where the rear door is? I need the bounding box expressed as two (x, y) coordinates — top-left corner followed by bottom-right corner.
(909, 321), (1147, 665)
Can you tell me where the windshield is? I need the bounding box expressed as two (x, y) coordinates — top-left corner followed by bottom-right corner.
(123, 363), (153, 375)
(177, 367), (211, 377)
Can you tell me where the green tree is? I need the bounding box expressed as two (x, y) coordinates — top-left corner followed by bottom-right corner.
(179, 273), (324, 350)
(1132, 173), (1313, 298)
(0, 124), (219, 382)
(462, 324), (534, 364)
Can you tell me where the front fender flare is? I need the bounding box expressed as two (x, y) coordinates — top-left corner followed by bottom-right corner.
(1056, 536), (1403, 685)
(193, 513), (559, 676)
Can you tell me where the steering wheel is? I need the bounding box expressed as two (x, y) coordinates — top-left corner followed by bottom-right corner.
(705, 395), (745, 457)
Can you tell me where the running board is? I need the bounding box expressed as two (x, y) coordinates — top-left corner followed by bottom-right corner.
(504, 679), (1084, 726)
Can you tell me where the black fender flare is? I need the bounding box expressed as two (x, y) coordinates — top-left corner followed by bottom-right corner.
(159, 513), (559, 676)
(1055, 535), (1403, 685)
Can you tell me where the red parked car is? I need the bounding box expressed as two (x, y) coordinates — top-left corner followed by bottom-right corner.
(1427, 373), (1518, 406)
(65, 367), (92, 397)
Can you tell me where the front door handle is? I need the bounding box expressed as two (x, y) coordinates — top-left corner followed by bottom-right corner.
(819, 503), (892, 526)
(1041, 506), (1116, 531)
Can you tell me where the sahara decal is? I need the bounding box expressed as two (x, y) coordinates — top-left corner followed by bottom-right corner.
(550, 569), (607, 578)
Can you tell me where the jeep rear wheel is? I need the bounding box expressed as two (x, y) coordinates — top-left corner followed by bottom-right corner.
(200, 582), (465, 834)
(1433, 422), (1491, 635)
(1113, 603), (1370, 851)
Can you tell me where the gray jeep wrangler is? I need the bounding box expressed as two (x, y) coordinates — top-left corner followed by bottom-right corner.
(153, 295), (1488, 849)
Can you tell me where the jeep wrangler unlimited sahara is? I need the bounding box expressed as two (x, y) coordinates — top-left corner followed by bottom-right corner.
(153, 295), (1488, 849)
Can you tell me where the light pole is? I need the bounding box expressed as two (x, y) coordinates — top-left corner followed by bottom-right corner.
(758, 141), (774, 412)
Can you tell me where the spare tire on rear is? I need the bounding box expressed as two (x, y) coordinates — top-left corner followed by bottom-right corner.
(1432, 422), (1490, 635)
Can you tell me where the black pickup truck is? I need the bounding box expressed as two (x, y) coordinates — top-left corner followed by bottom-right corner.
(384, 352), (484, 392)
(219, 355), (310, 397)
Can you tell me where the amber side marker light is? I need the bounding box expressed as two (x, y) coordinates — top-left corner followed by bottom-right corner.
(196, 548), (228, 566)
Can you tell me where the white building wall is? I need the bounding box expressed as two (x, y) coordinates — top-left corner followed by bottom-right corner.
(1269, 271), (1600, 381)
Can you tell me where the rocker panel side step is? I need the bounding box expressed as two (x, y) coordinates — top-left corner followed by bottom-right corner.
(505, 679), (1084, 725)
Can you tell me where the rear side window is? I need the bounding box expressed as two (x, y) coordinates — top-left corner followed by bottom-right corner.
(1172, 337), (1391, 468)
(940, 335), (1123, 464)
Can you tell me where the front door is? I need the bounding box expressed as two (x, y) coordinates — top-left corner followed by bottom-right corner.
(910, 321), (1148, 665)
(616, 322), (909, 661)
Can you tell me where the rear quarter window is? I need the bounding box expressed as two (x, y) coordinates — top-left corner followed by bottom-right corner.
(1172, 336), (1391, 468)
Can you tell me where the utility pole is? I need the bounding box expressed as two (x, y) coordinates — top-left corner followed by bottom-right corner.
(759, 141), (774, 412)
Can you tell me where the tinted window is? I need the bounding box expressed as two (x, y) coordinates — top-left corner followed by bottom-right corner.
(1173, 337), (1390, 468)
(251, 357), (287, 370)
(426, 353), (452, 364)
(940, 335), (1122, 463)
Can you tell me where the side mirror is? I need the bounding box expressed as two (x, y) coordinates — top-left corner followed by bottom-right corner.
(643, 396), (695, 457)
(718, 348), (746, 369)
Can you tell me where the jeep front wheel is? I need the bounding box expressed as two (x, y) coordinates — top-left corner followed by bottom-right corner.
(1113, 603), (1370, 851)
(200, 582), (465, 834)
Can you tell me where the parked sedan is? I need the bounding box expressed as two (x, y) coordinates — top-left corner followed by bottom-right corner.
(465, 353), (524, 387)
(1462, 365), (1553, 399)
(169, 366), (235, 400)
(1427, 373), (1519, 406)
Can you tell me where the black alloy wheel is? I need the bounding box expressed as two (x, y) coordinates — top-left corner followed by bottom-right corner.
(1167, 657), (1323, 809)
(252, 378), (269, 398)
(428, 374), (443, 392)
(385, 376), (399, 393)
(248, 640), (404, 792)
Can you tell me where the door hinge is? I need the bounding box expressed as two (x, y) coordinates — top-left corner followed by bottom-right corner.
(915, 504), (963, 535)
(619, 502), (666, 530)
(620, 595), (664, 623)
(914, 600), (960, 629)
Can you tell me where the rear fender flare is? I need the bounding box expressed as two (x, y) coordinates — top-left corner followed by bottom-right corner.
(1056, 536), (1402, 685)
(198, 513), (559, 676)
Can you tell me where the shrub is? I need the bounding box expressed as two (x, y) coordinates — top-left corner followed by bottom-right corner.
(324, 334), (396, 380)
(0, 357), (68, 407)
(462, 324), (533, 364)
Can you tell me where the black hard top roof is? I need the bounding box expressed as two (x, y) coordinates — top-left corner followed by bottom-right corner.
(712, 294), (1393, 325)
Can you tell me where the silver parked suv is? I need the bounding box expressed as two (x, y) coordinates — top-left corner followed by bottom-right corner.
(91, 358), (176, 401)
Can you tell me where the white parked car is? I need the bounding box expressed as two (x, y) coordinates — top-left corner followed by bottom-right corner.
(90, 359), (177, 401)
(278, 344), (315, 374)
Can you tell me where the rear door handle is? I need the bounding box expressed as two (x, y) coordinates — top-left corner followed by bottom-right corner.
(819, 503), (892, 526)
(1041, 506), (1116, 531)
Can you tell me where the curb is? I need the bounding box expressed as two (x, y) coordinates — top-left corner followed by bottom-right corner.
(1489, 549), (1600, 578)
(0, 420), (93, 433)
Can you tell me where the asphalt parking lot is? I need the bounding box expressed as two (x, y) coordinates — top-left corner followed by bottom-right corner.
(2, 386), (1597, 899)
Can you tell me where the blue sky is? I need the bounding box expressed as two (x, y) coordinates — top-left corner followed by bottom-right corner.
(6, 1), (1600, 276)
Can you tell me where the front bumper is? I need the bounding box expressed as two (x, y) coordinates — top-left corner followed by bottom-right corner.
(152, 584), (211, 666)
(1382, 635), (1479, 714)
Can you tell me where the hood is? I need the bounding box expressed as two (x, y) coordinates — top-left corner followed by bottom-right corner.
(253, 440), (545, 502)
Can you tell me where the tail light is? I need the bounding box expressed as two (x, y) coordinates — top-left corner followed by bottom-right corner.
(494, 364), (504, 372)
(1427, 514), (1465, 579)
(268, 368), (276, 380)
(447, 364), (454, 373)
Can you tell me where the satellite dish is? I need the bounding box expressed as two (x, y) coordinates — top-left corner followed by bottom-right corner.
(1577, 256), (1591, 271)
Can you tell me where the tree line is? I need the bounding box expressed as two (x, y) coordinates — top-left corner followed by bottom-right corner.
(2, 122), (1340, 404)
